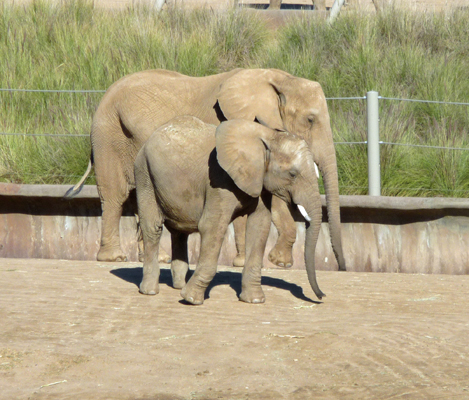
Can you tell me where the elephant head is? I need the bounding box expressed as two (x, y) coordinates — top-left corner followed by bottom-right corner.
(217, 69), (345, 271)
(216, 119), (325, 300)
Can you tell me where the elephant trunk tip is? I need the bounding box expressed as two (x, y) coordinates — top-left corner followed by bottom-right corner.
(314, 290), (325, 301)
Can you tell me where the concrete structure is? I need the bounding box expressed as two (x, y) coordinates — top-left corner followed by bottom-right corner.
(4, 0), (468, 10)
(1, 183), (469, 274)
(99, 0), (469, 12)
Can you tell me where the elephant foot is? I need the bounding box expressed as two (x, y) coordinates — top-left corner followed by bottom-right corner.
(158, 249), (172, 264)
(173, 274), (186, 289)
(171, 266), (189, 290)
(232, 253), (245, 268)
(239, 287), (265, 304)
(172, 280), (186, 290)
(139, 275), (159, 295)
(139, 253), (171, 264)
(268, 244), (293, 268)
(97, 246), (127, 262)
(180, 283), (205, 305)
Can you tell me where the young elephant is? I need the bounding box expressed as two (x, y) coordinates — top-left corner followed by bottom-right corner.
(134, 116), (325, 305)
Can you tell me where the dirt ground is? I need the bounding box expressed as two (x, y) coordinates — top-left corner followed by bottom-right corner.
(1, 258), (468, 400)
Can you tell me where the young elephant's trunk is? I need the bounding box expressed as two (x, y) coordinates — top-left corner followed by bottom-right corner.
(295, 184), (325, 300)
(303, 202), (325, 300)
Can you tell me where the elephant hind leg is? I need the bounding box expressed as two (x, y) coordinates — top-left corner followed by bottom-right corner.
(94, 129), (130, 262)
(139, 220), (164, 295)
(136, 214), (172, 264)
(97, 196), (128, 262)
(170, 232), (190, 289)
(136, 177), (165, 295)
(268, 196), (296, 268)
(158, 247), (172, 264)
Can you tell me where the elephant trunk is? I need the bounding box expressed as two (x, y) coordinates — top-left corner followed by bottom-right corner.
(304, 201), (325, 300)
(316, 142), (346, 272)
(294, 186), (325, 300)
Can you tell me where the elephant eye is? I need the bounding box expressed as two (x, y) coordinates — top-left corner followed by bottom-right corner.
(307, 115), (315, 124)
(289, 168), (298, 178)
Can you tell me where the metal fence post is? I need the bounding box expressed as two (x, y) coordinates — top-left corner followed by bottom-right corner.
(367, 91), (381, 196)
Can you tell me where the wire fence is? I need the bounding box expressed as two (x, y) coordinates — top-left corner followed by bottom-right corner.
(1, 88), (469, 195)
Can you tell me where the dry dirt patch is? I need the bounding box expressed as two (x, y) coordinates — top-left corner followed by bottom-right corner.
(1, 258), (468, 399)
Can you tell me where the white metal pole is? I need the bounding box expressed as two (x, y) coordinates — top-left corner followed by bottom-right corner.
(327, 0), (346, 25)
(367, 91), (381, 196)
(154, 0), (166, 11)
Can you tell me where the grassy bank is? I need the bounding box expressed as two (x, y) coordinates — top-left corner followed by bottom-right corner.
(1, 1), (468, 197)
(262, 6), (469, 196)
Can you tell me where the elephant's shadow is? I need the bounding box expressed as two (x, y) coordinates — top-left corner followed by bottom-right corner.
(110, 267), (320, 304)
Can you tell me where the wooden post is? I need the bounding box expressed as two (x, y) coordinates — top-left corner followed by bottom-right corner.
(314, 0), (326, 10)
(269, 0), (282, 9)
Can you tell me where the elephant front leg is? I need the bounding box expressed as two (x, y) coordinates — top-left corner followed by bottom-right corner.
(232, 215), (247, 267)
(181, 211), (231, 305)
(239, 199), (271, 304)
(268, 196), (297, 268)
(170, 232), (189, 289)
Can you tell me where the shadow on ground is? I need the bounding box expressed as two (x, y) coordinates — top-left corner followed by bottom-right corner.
(110, 267), (319, 304)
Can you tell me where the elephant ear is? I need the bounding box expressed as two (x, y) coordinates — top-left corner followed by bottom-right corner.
(217, 69), (290, 132)
(215, 120), (272, 198)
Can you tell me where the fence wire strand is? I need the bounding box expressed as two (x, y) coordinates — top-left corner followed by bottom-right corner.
(0, 88), (106, 93)
(380, 96), (469, 106)
(380, 141), (469, 151)
(1, 89), (468, 188)
(0, 132), (89, 137)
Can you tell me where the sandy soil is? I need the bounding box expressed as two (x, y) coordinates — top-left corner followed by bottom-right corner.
(1, 258), (468, 400)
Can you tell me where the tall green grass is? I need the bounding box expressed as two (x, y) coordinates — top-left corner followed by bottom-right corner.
(1, 1), (468, 197)
(264, 7), (469, 196)
(0, 0), (268, 183)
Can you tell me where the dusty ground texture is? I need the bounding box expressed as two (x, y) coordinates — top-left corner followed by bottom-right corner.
(1, 258), (468, 400)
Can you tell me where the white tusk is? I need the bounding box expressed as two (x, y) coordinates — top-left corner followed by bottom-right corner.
(314, 162), (320, 178)
(297, 205), (312, 222)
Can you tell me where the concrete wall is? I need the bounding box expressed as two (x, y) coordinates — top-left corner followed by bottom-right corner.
(1, 183), (469, 274)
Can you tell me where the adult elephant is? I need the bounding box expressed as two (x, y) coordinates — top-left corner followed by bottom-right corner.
(66, 68), (346, 272)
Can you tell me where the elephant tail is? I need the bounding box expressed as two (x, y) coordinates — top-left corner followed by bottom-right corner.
(63, 158), (93, 199)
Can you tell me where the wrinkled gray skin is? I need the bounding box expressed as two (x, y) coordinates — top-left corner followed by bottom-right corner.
(134, 116), (325, 305)
(67, 68), (345, 273)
